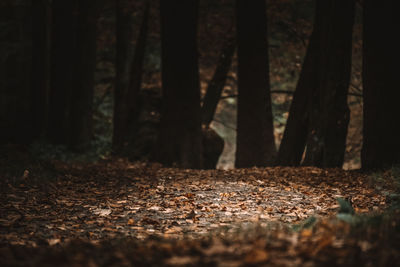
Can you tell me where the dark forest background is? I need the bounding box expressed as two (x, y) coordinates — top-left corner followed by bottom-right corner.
(2, 1), (400, 266)
(1, 0), (399, 171)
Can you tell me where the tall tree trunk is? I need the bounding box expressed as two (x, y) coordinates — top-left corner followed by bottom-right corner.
(201, 35), (235, 127)
(157, 0), (203, 169)
(69, 0), (98, 150)
(0, 1), (32, 144)
(113, 0), (134, 151)
(48, 0), (78, 145)
(235, 0), (276, 168)
(127, 1), (150, 135)
(362, 0), (400, 169)
(276, 25), (320, 166)
(303, 0), (354, 168)
(31, 0), (50, 141)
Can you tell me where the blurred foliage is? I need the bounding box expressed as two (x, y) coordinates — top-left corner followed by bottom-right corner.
(290, 193), (400, 255)
(29, 90), (113, 163)
(368, 164), (400, 193)
(292, 215), (317, 231)
(337, 197), (355, 215)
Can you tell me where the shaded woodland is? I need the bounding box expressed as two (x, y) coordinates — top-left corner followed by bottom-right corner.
(1, 0), (399, 170)
(1, 0), (400, 266)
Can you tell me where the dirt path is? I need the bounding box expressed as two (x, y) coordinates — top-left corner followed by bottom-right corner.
(0, 160), (397, 266)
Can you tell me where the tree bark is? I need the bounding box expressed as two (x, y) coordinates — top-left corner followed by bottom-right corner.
(303, 0), (354, 168)
(31, 0), (50, 141)
(113, 0), (134, 151)
(201, 35), (235, 127)
(127, 1), (150, 136)
(276, 25), (320, 166)
(157, 0), (203, 169)
(235, 0), (276, 168)
(69, 0), (99, 150)
(48, 0), (78, 145)
(0, 1), (32, 144)
(362, 0), (400, 169)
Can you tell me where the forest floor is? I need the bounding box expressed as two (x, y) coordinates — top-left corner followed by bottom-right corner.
(1, 156), (400, 266)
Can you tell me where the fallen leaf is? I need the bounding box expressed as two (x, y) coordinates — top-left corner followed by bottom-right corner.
(93, 209), (112, 217)
(244, 249), (269, 264)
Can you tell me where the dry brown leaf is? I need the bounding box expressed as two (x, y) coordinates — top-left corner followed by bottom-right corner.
(244, 249), (269, 264)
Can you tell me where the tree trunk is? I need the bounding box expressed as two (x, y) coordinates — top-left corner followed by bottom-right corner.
(201, 35), (235, 127)
(362, 0), (400, 169)
(0, 1), (32, 144)
(157, 0), (203, 169)
(68, 0), (98, 150)
(48, 0), (78, 145)
(235, 0), (276, 168)
(113, 0), (134, 151)
(276, 25), (320, 166)
(31, 0), (50, 141)
(303, 0), (354, 168)
(127, 1), (150, 137)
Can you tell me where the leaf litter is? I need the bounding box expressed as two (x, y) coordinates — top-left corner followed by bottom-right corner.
(1, 158), (399, 266)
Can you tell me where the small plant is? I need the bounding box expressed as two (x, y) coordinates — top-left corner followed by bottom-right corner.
(292, 216), (317, 232)
(337, 197), (355, 215)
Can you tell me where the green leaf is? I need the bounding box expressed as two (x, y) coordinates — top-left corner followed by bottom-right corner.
(292, 216), (317, 231)
(337, 197), (355, 215)
(336, 213), (357, 224)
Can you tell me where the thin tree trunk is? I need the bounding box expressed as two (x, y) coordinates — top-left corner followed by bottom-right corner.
(235, 0), (276, 168)
(276, 26), (320, 166)
(48, 0), (78, 145)
(31, 0), (50, 141)
(303, 0), (354, 168)
(157, 0), (203, 169)
(0, 1), (32, 144)
(113, 0), (134, 151)
(69, 0), (98, 150)
(201, 35), (235, 127)
(127, 1), (150, 134)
